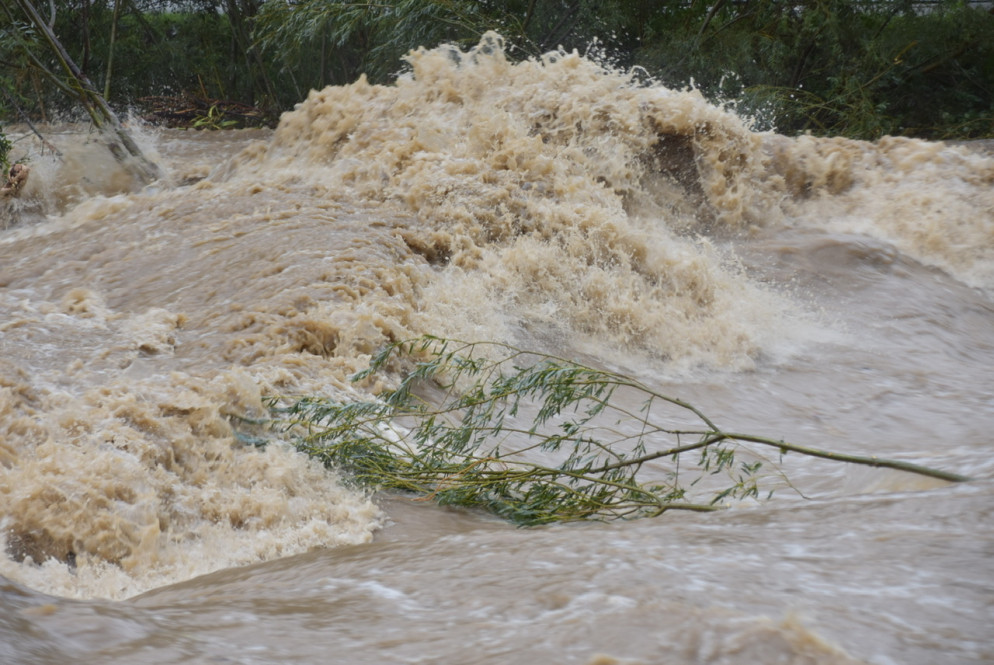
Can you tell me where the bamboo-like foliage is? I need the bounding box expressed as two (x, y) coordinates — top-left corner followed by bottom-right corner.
(1, 2), (989, 139)
(3, 0), (161, 184)
(0, 127), (11, 172)
(269, 336), (969, 526)
(253, 0), (500, 88)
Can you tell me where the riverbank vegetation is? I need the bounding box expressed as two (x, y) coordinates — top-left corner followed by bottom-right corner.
(1, 1), (991, 140)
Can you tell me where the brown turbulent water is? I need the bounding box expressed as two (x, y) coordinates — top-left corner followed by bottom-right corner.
(1, 35), (993, 665)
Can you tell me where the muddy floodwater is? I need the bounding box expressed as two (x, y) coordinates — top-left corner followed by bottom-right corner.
(2, 35), (993, 665)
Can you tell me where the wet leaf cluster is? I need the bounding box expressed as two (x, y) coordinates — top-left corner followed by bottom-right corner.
(265, 336), (968, 526)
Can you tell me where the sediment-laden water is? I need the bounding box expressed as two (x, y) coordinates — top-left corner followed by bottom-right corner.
(2, 35), (992, 665)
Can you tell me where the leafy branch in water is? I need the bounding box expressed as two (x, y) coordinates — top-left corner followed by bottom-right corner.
(267, 336), (969, 526)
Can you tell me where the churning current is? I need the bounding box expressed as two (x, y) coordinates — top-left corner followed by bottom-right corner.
(1, 35), (992, 665)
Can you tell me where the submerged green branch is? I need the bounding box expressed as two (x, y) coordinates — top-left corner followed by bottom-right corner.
(266, 336), (969, 526)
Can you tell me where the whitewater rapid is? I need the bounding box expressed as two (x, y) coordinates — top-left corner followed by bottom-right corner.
(1, 34), (992, 665)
